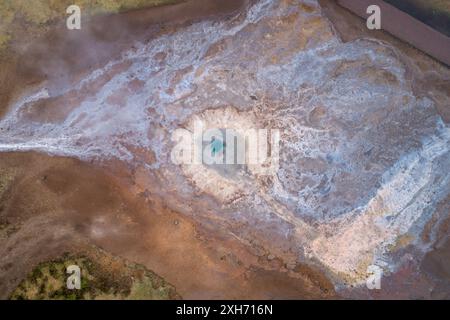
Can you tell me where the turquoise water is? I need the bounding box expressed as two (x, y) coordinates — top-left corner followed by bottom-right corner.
(210, 139), (224, 156)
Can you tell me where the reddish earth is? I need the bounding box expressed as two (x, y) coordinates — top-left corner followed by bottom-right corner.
(0, 2), (335, 299)
(0, 0), (449, 299)
(0, 152), (335, 299)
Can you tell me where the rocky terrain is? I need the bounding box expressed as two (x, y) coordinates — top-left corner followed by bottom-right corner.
(0, 0), (449, 299)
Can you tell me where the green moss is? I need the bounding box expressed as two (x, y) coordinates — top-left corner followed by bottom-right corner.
(10, 252), (180, 300)
(128, 276), (172, 300)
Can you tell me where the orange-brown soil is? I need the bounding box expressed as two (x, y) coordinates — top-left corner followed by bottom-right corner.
(0, 152), (335, 299)
(0, 0), (336, 300)
(1, 0), (449, 300)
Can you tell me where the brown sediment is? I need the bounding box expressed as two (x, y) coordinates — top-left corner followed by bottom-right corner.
(0, 152), (336, 299)
(421, 238), (450, 299)
(420, 195), (450, 298)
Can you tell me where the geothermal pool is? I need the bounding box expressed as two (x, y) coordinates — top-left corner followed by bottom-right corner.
(0, 0), (449, 292)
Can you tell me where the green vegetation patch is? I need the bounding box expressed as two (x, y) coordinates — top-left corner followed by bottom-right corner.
(10, 251), (180, 300)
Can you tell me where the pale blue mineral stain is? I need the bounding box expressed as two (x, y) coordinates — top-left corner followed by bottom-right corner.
(211, 139), (224, 156)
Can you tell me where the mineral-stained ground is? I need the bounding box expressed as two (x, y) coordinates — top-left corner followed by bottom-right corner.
(0, 0), (449, 299)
